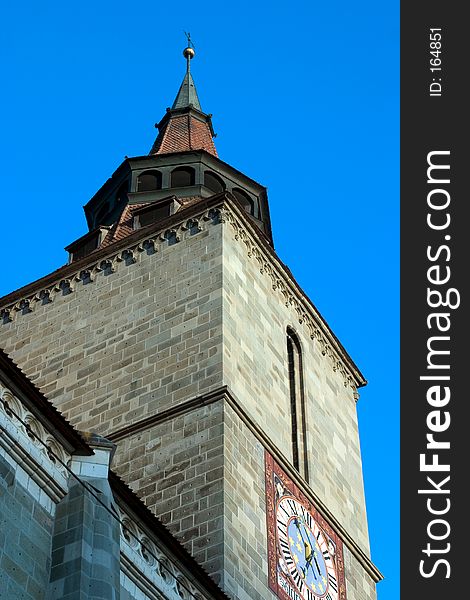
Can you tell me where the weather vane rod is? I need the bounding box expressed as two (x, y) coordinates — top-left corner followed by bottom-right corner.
(183, 31), (196, 72)
(184, 31), (195, 49)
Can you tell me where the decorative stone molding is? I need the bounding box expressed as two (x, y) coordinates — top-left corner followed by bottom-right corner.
(0, 384), (71, 504)
(222, 203), (362, 390)
(182, 218), (202, 235)
(118, 505), (210, 600)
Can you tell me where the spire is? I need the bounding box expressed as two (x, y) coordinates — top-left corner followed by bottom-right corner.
(172, 43), (202, 111)
(150, 39), (217, 157)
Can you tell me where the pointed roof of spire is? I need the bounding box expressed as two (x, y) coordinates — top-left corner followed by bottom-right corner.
(150, 43), (217, 157)
(172, 71), (202, 111)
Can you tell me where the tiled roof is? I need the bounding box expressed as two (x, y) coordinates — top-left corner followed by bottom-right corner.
(150, 53), (217, 157)
(98, 197), (202, 252)
(100, 203), (144, 249)
(151, 112), (217, 157)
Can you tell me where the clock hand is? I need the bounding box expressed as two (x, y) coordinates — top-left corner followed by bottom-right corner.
(294, 516), (316, 560)
(294, 521), (318, 581)
(299, 522), (323, 580)
(304, 551), (321, 578)
(301, 523), (315, 556)
(303, 540), (316, 577)
(293, 519), (310, 554)
(293, 520), (313, 578)
(312, 553), (322, 577)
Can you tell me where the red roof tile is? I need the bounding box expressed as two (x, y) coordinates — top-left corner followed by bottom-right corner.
(151, 113), (217, 157)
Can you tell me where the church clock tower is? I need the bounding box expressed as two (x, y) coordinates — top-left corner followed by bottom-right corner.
(0, 44), (382, 600)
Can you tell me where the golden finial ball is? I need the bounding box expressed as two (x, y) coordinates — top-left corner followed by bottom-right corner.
(183, 47), (195, 60)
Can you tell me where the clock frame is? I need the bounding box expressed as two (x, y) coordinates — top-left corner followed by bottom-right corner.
(265, 452), (347, 600)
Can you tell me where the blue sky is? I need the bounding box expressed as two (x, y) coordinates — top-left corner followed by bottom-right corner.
(0, 2), (399, 598)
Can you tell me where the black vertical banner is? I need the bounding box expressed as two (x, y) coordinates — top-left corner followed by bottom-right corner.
(401, 4), (466, 600)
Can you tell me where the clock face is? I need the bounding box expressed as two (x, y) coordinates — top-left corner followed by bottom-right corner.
(265, 452), (346, 600)
(276, 497), (339, 600)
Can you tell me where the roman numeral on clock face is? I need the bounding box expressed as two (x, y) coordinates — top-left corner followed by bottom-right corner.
(305, 587), (315, 600)
(280, 544), (294, 567)
(290, 567), (303, 590)
(280, 539), (291, 554)
(284, 555), (295, 569)
(287, 498), (300, 515)
(301, 505), (313, 528)
(278, 523), (287, 539)
(328, 573), (338, 593)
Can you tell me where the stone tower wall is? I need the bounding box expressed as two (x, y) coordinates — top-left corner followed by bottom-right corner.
(0, 204), (377, 598)
(221, 216), (370, 555)
(221, 401), (377, 600)
(112, 399), (226, 584)
(0, 216), (227, 584)
(0, 221), (224, 434)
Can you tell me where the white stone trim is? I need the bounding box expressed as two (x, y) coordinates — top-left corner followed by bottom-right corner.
(0, 384), (70, 504)
(70, 447), (112, 479)
(117, 506), (207, 600)
(121, 569), (161, 600)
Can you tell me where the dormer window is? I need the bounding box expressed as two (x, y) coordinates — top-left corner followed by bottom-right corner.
(233, 188), (256, 217)
(204, 171), (225, 193)
(65, 228), (109, 263)
(133, 198), (180, 229)
(170, 166), (195, 188)
(137, 170), (162, 192)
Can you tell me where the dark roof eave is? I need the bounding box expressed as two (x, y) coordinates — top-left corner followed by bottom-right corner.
(0, 349), (93, 455)
(128, 149), (267, 191)
(65, 226), (111, 252)
(83, 159), (132, 211)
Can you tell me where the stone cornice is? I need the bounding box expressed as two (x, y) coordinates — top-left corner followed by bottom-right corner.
(0, 198), (225, 316)
(0, 350), (92, 455)
(0, 192), (365, 390)
(118, 513), (214, 600)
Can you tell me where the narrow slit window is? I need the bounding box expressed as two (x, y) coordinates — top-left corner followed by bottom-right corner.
(287, 328), (308, 481)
